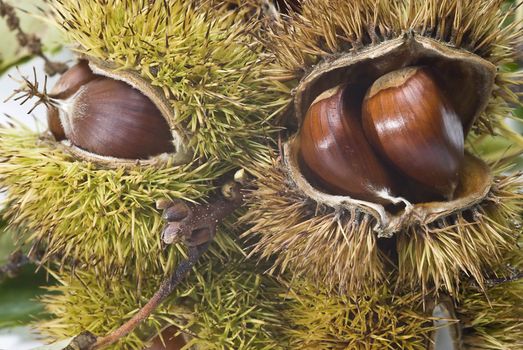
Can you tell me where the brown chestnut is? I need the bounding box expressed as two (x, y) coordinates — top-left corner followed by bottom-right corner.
(145, 326), (186, 350)
(362, 67), (464, 200)
(47, 61), (175, 160)
(49, 60), (97, 100)
(298, 84), (401, 204)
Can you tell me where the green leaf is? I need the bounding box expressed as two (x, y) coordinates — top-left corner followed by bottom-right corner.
(514, 106), (523, 121)
(501, 62), (520, 72)
(0, 266), (51, 327)
(0, 226), (17, 265)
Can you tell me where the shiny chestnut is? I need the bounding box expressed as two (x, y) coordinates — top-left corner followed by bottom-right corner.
(298, 84), (401, 204)
(47, 61), (175, 160)
(362, 67), (464, 200)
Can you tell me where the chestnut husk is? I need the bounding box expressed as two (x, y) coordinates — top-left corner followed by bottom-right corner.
(242, 22), (522, 295)
(286, 33), (496, 234)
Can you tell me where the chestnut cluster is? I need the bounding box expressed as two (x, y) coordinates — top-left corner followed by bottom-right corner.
(47, 61), (175, 160)
(298, 66), (465, 204)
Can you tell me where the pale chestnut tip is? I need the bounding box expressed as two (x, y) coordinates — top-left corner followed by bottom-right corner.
(47, 60), (97, 141)
(233, 168), (248, 185)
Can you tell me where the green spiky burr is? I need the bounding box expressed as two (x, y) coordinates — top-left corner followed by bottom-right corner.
(39, 255), (288, 350)
(0, 0), (287, 277)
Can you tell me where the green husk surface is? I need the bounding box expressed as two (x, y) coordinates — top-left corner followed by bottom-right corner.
(456, 235), (523, 349)
(397, 173), (523, 293)
(281, 280), (437, 350)
(244, 159), (523, 293)
(0, 126), (240, 278)
(38, 256), (287, 350)
(280, 255), (523, 350)
(459, 281), (523, 350)
(458, 278), (523, 349)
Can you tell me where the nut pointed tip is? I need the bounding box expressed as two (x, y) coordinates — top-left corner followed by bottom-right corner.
(156, 198), (173, 210)
(234, 168), (248, 184)
(161, 223), (183, 245)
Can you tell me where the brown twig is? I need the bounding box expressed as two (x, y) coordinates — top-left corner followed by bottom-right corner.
(92, 242), (210, 350)
(61, 242), (210, 350)
(0, 0), (67, 76)
(64, 180), (245, 350)
(159, 180), (244, 246)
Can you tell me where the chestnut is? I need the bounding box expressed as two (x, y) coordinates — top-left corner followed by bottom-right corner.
(298, 84), (401, 204)
(362, 67), (464, 200)
(46, 61), (176, 160)
(145, 326), (187, 350)
(47, 60), (96, 141)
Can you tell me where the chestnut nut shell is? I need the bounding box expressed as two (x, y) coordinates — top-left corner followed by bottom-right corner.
(46, 60), (186, 163)
(63, 77), (175, 159)
(298, 85), (401, 204)
(362, 67), (465, 200)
